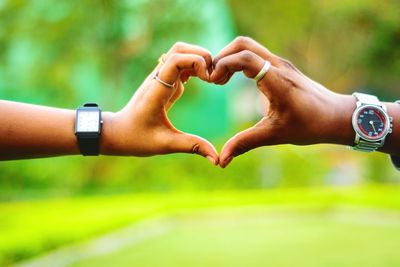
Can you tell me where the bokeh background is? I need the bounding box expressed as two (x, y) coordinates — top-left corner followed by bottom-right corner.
(1, 0), (400, 266)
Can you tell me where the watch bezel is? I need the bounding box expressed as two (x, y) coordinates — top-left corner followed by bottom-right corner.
(74, 106), (102, 135)
(352, 104), (391, 142)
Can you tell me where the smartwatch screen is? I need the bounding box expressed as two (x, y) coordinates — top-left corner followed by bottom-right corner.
(76, 110), (100, 132)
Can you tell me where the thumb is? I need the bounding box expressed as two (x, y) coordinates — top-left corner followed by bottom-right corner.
(165, 131), (219, 165)
(220, 122), (273, 168)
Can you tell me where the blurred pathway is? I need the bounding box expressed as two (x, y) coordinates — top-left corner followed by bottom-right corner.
(15, 216), (176, 267)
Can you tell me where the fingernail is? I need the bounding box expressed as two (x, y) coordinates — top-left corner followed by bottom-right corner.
(206, 156), (216, 165)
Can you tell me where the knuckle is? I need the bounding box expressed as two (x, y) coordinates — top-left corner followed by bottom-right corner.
(239, 50), (254, 63)
(193, 54), (203, 62)
(265, 125), (281, 145)
(213, 56), (221, 67)
(168, 53), (180, 63)
(171, 41), (187, 52)
(155, 132), (172, 152)
(203, 53), (212, 64)
(213, 57), (225, 69)
(262, 69), (298, 99)
(191, 55), (204, 68)
(233, 36), (251, 48)
(279, 71), (298, 90)
(191, 143), (200, 154)
(279, 58), (297, 71)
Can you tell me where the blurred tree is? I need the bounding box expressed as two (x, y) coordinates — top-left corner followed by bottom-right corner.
(229, 0), (400, 99)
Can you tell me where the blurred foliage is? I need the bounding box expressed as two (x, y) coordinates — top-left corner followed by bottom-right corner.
(0, 0), (399, 198)
(0, 145), (398, 200)
(229, 0), (400, 99)
(0, 0), (234, 137)
(0, 0), (206, 107)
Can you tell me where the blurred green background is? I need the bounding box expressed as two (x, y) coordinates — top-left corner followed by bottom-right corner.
(1, 0), (400, 266)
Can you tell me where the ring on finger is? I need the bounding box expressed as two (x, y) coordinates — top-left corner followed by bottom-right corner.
(154, 72), (175, 89)
(254, 61), (271, 82)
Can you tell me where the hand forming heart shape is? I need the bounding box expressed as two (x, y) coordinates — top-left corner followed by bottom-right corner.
(100, 37), (356, 168)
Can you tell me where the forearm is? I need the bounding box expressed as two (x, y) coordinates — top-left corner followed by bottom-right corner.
(0, 100), (80, 159)
(0, 100), (116, 160)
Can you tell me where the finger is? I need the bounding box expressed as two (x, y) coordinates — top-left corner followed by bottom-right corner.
(213, 72), (234, 85)
(165, 42), (213, 83)
(210, 50), (279, 84)
(166, 42), (213, 73)
(180, 72), (191, 83)
(152, 53), (209, 105)
(213, 36), (281, 68)
(219, 121), (273, 168)
(161, 53), (209, 83)
(165, 132), (219, 165)
(147, 42), (213, 85)
(165, 82), (184, 111)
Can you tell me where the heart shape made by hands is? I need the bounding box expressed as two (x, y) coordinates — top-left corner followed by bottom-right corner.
(149, 45), (270, 168)
(139, 38), (346, 169)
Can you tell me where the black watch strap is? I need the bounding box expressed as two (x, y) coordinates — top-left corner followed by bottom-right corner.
(77, 135), (100, 156)
(75, 103), (102, 156)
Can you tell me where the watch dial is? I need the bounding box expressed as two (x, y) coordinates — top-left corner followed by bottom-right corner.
(77, 111), (100, 132)
(356, 106), (387, 139)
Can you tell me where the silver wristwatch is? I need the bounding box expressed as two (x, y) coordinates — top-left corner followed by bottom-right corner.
(351, 92), (393, 152)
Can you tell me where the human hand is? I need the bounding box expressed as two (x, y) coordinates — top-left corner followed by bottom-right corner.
(100, 42), (219, 165)
(210, 37), (356, 168)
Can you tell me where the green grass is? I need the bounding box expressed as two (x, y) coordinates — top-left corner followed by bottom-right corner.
(3, 186), (400, 266)
(71, 206), (400, 267)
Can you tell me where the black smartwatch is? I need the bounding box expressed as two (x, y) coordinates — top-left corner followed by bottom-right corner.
(75, 103), (103, 156)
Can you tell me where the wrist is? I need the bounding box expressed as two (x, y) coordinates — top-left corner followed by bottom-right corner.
(379, 102), (400, 156)
(323, 94), (356, 146)
(99, 111), (119, 155)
